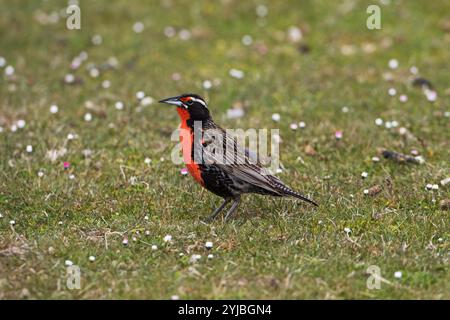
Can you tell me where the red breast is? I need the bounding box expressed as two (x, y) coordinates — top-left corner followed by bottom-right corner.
(177, 108), (205, 186)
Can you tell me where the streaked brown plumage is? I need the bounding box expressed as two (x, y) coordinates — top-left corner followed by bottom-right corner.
(159, 94), (318, 222)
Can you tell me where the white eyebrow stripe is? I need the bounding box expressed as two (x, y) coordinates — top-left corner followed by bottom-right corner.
(191, 97), (207, 108)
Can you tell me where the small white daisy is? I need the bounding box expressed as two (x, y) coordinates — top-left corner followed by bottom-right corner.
(50, 104), (59, 114)
(205, 241), (213, 249)
(202, 80), (212, 89)
(65, 260), (73, 266)
(84, 113), (93, 122)
(89, 255), (96, 262)
(271, 113), (281, 122)
(241, 35), (253, 46)
(388, 59), (399, 69)
(17, 119), (26, 128)
(115, 101), (124, 110)
(133, 21), (144, 33)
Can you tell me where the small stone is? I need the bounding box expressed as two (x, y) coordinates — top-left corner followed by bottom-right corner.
(367, 185), (382, 196)
(440, 177), (450, 186)
(440, 199), (450, 210)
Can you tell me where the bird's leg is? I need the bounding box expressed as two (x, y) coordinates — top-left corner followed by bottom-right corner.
(224, 197), (241, 222)
(205, 198), (230, 223)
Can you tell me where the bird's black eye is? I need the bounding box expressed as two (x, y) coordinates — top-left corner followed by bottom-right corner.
(187, 99), (194, 105)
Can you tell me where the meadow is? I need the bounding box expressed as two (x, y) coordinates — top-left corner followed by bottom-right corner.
(0, 0), (448, 299)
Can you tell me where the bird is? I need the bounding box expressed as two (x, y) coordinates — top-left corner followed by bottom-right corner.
(159, 93), (318, 222)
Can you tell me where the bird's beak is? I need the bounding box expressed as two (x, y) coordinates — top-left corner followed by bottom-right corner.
(159, 96), (183, 107)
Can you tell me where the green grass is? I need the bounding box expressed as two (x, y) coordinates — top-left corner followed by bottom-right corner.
(0, 0), (449, 299)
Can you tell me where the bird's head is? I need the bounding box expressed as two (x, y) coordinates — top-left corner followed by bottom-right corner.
(159, 93), (210, 121)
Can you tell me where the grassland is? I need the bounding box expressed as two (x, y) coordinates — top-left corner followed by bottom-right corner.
(0, 0), (449, 299)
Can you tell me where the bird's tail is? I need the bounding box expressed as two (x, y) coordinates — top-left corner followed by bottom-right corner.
(282, 188), (318, 207)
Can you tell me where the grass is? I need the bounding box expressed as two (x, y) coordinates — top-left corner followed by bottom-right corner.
(0, 0), (449, 299)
